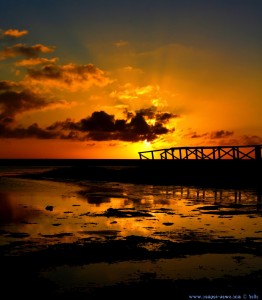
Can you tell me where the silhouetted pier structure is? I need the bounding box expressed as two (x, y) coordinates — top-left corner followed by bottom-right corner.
(138, 145), (262, 160)
(136, 145), (262, 189)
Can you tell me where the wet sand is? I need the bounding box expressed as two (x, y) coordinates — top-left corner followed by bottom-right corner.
(0, 162), (262, 299)
(1, 237), (261, 298)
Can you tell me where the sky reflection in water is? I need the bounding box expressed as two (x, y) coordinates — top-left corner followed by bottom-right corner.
(0, 176), (261, 248)
(0, 175), (261, 289)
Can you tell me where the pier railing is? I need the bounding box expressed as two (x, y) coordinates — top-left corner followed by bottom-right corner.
(138, 145), (262, 160)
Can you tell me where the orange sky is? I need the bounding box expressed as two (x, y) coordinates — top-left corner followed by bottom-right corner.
(0, 0), (262, 158)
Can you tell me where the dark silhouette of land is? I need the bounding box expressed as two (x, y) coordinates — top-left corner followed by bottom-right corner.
(2, 158), (261, 189)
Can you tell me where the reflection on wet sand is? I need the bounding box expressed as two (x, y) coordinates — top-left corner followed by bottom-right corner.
(0, 176), (261, 297)
(0, 178), (261, 245)
(0, 192), (25, 224)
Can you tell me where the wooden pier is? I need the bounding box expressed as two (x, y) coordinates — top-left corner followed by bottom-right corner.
(138, 145), (262, 160)
(136, 145), (262, 188)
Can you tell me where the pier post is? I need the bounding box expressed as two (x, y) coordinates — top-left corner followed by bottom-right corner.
(255, 145), (261, 160)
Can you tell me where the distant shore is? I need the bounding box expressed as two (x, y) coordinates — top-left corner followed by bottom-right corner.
(5, 158), (261, 189)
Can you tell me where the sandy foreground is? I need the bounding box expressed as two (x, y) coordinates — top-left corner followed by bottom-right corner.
(0, 164), (261, 299)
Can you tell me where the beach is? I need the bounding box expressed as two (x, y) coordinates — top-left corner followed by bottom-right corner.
(0, 160), (261, 299)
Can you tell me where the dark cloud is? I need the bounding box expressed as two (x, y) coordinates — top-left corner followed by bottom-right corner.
(210, 130), (234, 139)
(0, 85), (59, 123)
(136, 106), (157, 119)
(184, 130), (234, 141)
(0, 123), (59, 139)
(80, 111), (116, 132)
(189, 131), (208, 139)
(0, 107), (176, 142)
(49, 108), (176, 142)
(0, 80), (19, 91)
(0, 90), (45, 121)
(24, 63), (111, 90)
(241, 135), (262, 145)
(184, 129), (262, 146)
(0, 43), (55, 60)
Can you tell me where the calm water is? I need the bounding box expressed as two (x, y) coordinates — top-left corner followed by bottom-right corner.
(0, 166), (261, 292)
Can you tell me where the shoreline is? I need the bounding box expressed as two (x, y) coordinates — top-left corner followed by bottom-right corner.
(11, 159), (262, 189)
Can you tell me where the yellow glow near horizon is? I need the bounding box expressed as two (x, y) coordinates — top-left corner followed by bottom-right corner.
(0, 139), (149, 159)
(1, 4), (262, 159)
(142, 139), (151, 148)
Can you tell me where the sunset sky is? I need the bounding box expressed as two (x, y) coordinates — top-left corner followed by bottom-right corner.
(0, 0), (261, 158)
